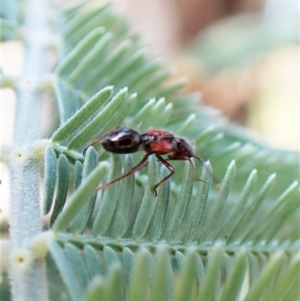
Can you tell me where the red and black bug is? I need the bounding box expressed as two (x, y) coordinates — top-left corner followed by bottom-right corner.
(83, 127), (219, 196)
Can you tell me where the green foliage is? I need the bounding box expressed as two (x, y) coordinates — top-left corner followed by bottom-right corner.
(1, 1), (299, 301)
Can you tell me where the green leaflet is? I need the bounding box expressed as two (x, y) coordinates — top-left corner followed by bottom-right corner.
(110, 154), (135, 239)
(67, 88), (130, 150)
(70, 147), (98, 234)
(182, 160), (213, 243)
(266, 253), (300, 301)
(92, 154), (123, 237)
(218, 250), (247, 301)
(197, 243), (223, 301)
(132, 155), (159, 241)
(49, 241), (83, 301)
(52, 86), (113, 143)
(148, 166), (171, 242)
(68, 32), (114, 86)
(50, 154), (70, 226)
(216, 169), (257, 240)
(175, 250), (198, 301)
(83, 265), (123, 301)
(107, 48), (148, 85)
(252, 180), (299, 242)
(243, 251), (283, 301)
(126, 248), (152, 301)
(125, 58), (163, 91)
(43, 147), (57, 214)
(53, 161), (108, 232)
(84, 41), (133, 94)
(202, 160), (236, 242)
(83, 277), (107, 301)
(166, 161), (194, 242)
(64, 243), (90, 291)
(138, 69), (173, 101)
(56, 27), (106, 76)
(228, 173), (276, 242)
(151, 246), (173, 301)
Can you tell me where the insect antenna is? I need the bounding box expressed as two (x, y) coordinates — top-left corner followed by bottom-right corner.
(192, 155), (220, 185)
(83, 136), (104, 155)
(187, 159), (205, 183)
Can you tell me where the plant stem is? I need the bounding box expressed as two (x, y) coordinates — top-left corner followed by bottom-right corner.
(9, 0), (49, 300)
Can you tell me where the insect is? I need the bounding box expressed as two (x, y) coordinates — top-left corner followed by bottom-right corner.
(83, 127), (219, 196)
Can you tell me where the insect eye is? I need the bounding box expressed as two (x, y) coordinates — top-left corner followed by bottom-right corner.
(117, 137), (134, 148)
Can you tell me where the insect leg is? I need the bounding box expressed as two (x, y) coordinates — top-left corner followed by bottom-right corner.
(153, 155), (175, 196)
(166, 155), (204, 182)
(96, 153), (150, 191)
